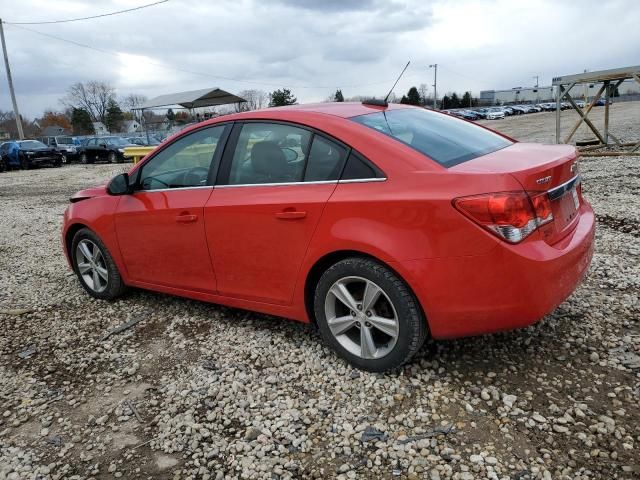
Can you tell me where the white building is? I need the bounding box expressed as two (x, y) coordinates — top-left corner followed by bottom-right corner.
(481, 79), (639, 106)
(92, 122), (108, 135)
(121, 120), (142, 133)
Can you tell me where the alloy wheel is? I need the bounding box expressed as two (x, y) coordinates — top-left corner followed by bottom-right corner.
(75, 239), (109, 293)
(324, 276), (399, 359)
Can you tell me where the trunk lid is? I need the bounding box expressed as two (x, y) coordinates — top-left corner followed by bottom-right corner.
(452, 143), (581, 244)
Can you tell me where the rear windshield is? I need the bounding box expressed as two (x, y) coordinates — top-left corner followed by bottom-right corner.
(351, 108), (512, 167)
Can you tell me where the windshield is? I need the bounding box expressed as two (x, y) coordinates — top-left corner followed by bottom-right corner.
(56, 136), (74, 145)
(19, 140), (47, 149)
(350, 108), (512, 167)
(106, 137), (129, 146)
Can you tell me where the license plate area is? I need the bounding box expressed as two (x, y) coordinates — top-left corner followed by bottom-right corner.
(552, 184), (580, 230)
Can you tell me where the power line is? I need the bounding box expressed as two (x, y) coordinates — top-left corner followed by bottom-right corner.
(4, 0), (169, 25)
(7, 23), (407, 90)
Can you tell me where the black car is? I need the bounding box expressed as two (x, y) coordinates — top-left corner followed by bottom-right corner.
(0, 140), (63, 169)
(78, 136), (136, 164)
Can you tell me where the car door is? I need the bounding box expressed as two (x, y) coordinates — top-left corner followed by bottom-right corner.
(114, 124), (230, 292)
(85, 138), (98, 161)
(204, 122), (348, 305)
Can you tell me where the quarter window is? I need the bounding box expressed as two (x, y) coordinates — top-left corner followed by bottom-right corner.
(341, 151), (380, 180)
(227, 123), (311, 185)
(138, 126), (225, 191)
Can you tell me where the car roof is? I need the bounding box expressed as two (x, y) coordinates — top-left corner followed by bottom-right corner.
(236, 101), (413, 119)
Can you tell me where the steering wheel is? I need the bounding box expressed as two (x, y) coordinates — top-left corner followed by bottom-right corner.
(182, 166), (210, 186)
(281, 147), (298, 163)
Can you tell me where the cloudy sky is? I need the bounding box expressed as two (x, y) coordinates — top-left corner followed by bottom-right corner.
(0, 0), (638, 118)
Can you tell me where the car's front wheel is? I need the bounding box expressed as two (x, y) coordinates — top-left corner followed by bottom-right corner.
(314, 257), (427, 372)
(71, 228), (126, 300)
(107, 152), (117, 163)
(80, 153), (89, 164)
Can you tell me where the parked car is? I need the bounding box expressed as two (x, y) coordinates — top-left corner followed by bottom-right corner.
(78, 136), (137, 164)
(39, 135), (79, 163)
(62, 102), (594, 371)
(500, 106), (514, 116)
(510, 105), (527, 115)
(0, 140), (62, 169)
(468, 109), (487, 119)
(485, 107), (506, 120)
(458, 110), (479, 121)
(127, 136), (161, 146)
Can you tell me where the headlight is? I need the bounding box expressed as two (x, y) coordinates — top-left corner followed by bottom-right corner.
(118, 148), (125, 153)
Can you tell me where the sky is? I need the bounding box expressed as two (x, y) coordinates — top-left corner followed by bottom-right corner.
(0, 0), (638, 118)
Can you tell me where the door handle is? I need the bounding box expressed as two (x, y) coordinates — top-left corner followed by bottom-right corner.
(176, 214), (198, 223)
(275, 210), (307, 220)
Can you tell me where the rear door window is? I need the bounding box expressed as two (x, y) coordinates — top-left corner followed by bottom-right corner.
(351, 108), (512, 168)
(303, 136), (347, 182)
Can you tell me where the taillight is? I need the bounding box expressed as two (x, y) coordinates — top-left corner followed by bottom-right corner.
(453, 191), (554, 243)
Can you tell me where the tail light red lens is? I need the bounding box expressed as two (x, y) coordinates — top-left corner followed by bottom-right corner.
(453, 191), (554, 243)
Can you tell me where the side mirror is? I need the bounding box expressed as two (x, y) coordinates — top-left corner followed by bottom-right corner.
(107, 173), (131, 195)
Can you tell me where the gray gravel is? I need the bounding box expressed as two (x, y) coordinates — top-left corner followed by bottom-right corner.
(1, 102), (639, 479)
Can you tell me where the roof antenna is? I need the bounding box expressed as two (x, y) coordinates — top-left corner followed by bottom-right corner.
(363, 61), (411, 107)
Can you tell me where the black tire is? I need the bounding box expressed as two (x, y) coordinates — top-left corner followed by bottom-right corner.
(80, 153), (89, 164)
(19, 154), (31, 170)
(313, 257), (428, 372)
(0, 158), (6, 172)
(71, 228), (126, 300)
(54, 160), (62, 168)
(107, 152), (117, 163)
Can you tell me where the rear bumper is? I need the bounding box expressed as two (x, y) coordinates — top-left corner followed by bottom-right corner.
(394, 202), (595, 339)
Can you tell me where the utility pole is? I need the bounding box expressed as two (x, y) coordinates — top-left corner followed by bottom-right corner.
(0, 19), (24, 139)
(429, 64), (438, 109)
(533, 75), (539, 88)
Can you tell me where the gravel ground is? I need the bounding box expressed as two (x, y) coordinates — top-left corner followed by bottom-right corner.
(0, 102), (639, 479)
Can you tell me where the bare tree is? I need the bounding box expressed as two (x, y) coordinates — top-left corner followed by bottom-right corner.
(61, 81), (116, 124)
(121, 93), (148, 112)
(418, 83), (429, 105)
(236, 89), (269, 112)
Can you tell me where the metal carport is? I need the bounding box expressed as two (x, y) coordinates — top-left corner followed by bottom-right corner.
(553, 65), (640, 154)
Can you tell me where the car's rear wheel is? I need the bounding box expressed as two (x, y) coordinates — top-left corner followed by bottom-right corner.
(314, 257), (427, 372)
(71, 228), (126, 300)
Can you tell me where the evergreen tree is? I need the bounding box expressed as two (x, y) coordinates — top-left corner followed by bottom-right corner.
(441, 94), (451, 109)
(461, 91), (473, 108)
(404, 86), (421, 106)
(269, 88), (297, 107)
(105, 99), (124, 132)
(450, 93), (460, 109)
(71, 108), (94, 135)
(334, 89), (344, 102)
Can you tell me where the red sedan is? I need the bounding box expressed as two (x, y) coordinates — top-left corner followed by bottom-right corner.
(62, 102), (595, 371)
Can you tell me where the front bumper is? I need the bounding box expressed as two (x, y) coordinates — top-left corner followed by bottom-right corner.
(394, 202), (595, 339)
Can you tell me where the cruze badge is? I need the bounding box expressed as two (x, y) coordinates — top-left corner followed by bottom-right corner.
(536, 175), (552, 185)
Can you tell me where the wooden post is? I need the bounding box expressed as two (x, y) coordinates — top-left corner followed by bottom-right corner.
(604, 80), (610, 145)
(0, 19), (24, 140)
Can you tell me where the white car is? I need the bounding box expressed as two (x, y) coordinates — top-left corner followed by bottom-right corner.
(485, 107), (506, 120)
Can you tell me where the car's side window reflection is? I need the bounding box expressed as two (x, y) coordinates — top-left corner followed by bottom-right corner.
(138, 126), (225, 191)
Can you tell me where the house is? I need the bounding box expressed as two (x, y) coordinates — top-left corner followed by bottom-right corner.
(42, 125), (70, 136)
(92, 122), (109, 135)
(121, 120), (142, 134)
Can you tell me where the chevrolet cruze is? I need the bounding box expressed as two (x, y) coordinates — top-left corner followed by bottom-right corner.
(62, 102), (595, 371)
